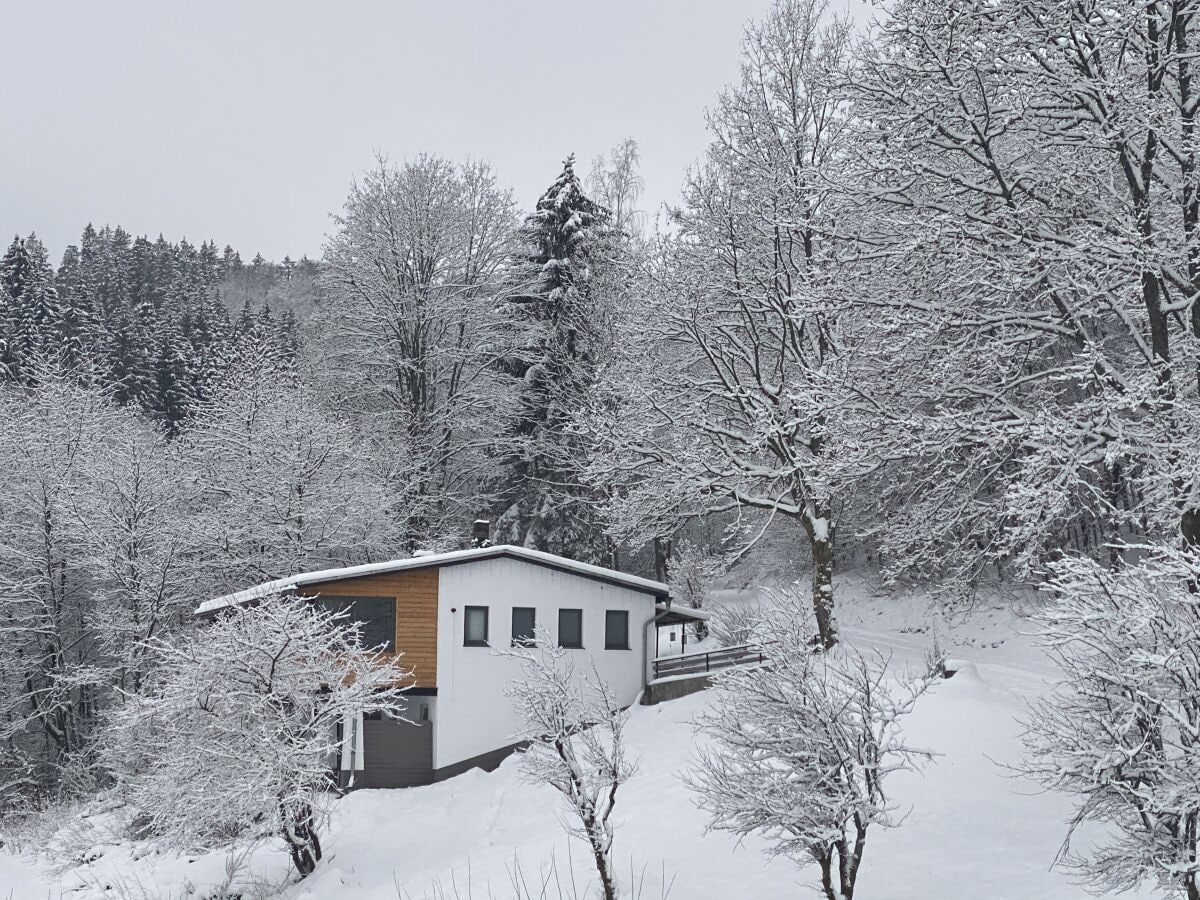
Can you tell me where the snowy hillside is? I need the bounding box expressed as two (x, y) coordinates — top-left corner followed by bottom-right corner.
(0, 583), (1163, 900)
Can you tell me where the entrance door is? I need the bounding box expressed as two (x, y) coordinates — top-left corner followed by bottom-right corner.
(358, 712), (433, 788)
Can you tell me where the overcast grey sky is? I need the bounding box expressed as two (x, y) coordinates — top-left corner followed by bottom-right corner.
(1, 1), (872, 263)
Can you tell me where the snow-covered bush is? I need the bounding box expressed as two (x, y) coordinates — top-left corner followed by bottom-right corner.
(505, 634), (637, 900)
(1023, 548), (1200, 898)
(707, 600), (764, 649)
(689, 591), (931, 900)
(103, 596), (410, 878)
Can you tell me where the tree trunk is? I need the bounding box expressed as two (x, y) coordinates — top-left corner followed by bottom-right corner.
(653, 535), (672, 583)
(281, 799), (322, 878)
(817, 850), (839, 900)
(591, 838), (618, 900)
(809, 524), (838, 650)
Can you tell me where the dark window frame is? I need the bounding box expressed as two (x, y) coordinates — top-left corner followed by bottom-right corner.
(310, 594), (395, 652)
(605, 610), (630, 650)
(558, 608), (584, 649)
(511, 606), (537, 646)
(464, 605), (490, 647)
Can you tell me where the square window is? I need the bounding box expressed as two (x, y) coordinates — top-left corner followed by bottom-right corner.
(512, 607), (536, 646)
(605, 610), (630, 650)
(464, 606), (489, 647)
(558, 608), (583, 649)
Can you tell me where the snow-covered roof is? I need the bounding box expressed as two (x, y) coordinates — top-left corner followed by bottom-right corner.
(655, 603), (711, 622)
(195, 544), (671, 616)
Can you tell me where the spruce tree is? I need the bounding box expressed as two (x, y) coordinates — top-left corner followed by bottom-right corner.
(0, 235), (67, 380)
(493, 156), (614, 561)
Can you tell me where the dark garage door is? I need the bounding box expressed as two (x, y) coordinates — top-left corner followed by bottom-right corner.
(358, 716), (433, 788)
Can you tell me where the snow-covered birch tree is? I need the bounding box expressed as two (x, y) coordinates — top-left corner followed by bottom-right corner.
(103, 596), (410, 879)
(505, 635), (636, 900)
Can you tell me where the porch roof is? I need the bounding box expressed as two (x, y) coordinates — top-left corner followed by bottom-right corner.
(654, 602), (711, 626)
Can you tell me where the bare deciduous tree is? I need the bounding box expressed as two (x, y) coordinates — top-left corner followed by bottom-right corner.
(505, 634), (637, 900)
(103, 596), (410, 879)
(1024, 547), (1200, 900)
(690, 590), (931, 900)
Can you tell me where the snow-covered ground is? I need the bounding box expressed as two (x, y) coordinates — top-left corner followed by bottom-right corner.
(0, 575), (1164, 900)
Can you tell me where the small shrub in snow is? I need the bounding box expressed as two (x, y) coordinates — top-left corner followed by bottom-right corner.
(1023, 548), (1200, 899)
(102, 596), (410, 879)
(505, 634), (637, 900)
(689, 592), (931, 900)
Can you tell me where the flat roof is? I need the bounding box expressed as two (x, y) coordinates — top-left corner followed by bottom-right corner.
(195, 544), (671, 616)
(655, 603), (711, 623)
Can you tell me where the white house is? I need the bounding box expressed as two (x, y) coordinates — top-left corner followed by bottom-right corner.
(195, 545), (706, 788)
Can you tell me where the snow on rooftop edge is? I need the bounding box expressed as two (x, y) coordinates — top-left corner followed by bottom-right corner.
(656, 603), (711, 621)
(194, 545), (671, 616)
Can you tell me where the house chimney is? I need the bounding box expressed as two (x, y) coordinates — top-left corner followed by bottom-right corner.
(472, 518), (491, 548)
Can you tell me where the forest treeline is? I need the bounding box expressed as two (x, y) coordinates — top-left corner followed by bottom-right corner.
(4, 0), (1200, 893)
(0, 227), (304, 429)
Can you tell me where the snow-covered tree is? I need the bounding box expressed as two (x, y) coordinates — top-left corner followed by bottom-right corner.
(68, 420), (192, 697)
(707, 598), (764, 649)
(0, 367), (113, 803)
(666, 542), (725, 641)
(505, 634), (636, 900)
(1023, 547), (1200, 899)
(0, 363), (192, 805)
(320, 155), (517, 550)
(178, 341), (390, 594)
(588, 139), (646, 237)
(844, 0), (1200, 585)
(493, 156), (618, 563)
(586, 0), (858, 647)
(0, 235), (68, 381)
(103, 596), (410, 878)
(690, 590), (931, 900)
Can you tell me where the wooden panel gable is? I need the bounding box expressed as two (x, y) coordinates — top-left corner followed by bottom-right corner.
(300, 567), (439, 689)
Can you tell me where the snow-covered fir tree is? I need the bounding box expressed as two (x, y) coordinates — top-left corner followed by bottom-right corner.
(0, 235), (68, 380)
(493, 155), (617, 563)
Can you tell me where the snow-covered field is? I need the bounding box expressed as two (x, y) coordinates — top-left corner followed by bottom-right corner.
(0, 577), (1163, 900)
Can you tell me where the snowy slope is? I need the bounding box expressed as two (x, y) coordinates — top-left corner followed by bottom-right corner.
(0, 580), (1166, 900)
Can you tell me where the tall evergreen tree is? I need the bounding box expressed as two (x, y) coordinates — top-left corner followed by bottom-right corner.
(0, 235), (67, 380)
(493, 156), (615, 561)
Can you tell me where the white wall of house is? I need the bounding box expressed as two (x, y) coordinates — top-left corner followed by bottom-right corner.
(432, 556), (656, 771)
